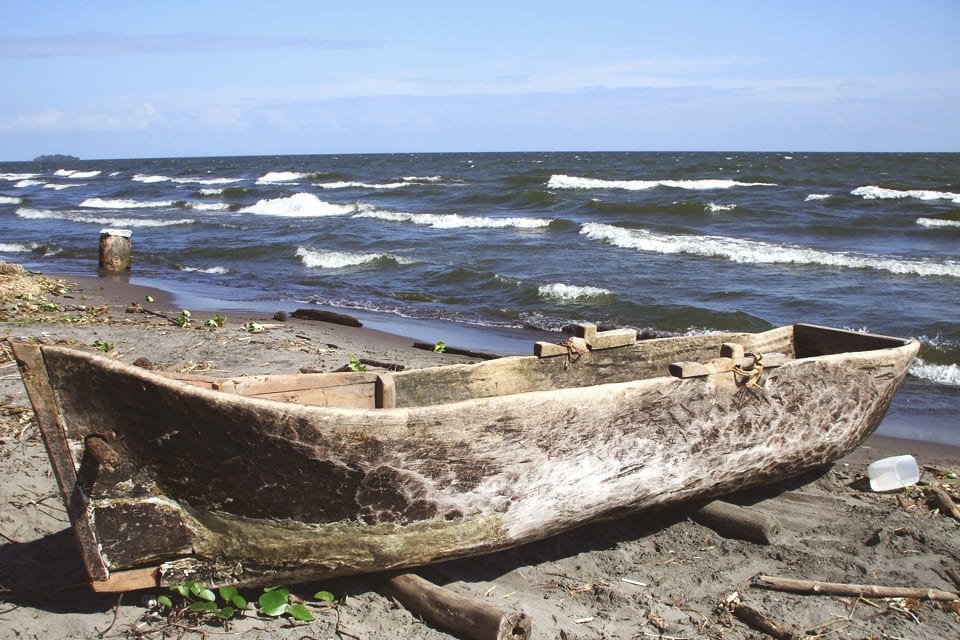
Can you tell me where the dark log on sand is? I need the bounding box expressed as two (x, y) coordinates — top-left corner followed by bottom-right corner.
(413, 342), (502, 360)
(98, 229), (132, 272)
(752, 575), (960, 601)
(290, 308), (363, 327)
(377, 573), (531, 640)
(692, 500), (781, 545)
(729, 600), (796, 640)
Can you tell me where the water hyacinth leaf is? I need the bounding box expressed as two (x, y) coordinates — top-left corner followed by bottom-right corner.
(288, 602), (315, 622)
(314, 590), (335, 603)
(258, 588), (289, 617)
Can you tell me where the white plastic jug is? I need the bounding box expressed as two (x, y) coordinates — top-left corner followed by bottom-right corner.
(867, 454), (919, 492)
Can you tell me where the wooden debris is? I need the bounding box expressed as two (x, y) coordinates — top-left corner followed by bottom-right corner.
(377, 573), (531, 640)
(412, 342), (502, 360)
(752, 574), (960, 602)
(573, 323), (637, 349)
(669, 353), (787, 379)
(930, 485), (960, 521)
(721, 592), (796, 640)
(692, 500), (781, 545)
(290, 308), (363, 327)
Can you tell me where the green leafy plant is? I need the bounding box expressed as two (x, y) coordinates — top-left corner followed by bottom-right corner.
(347, 355), (367, 372)
(204, 314), (227, 329)
(174, 309), (192, 328)
(258, 587), (314, 622)
(93, 340), (115, 353)
(244, 321), (265, 333)
(433, 339), (446, 353)
(157, 581), (249, 623)
(144, 295), (155, 303)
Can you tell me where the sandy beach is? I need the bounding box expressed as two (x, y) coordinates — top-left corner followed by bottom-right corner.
(1, 263), (958, 639)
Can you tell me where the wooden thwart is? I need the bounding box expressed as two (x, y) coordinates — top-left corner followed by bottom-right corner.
(535, 323), (636, 358)
(669, 352), (787, 379)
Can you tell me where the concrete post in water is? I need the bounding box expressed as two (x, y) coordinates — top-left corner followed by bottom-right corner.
(99, 228), (132, 272)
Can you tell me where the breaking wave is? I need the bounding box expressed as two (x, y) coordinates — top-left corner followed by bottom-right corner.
(296, 247), (412, 269)
(852, 186), (960, 204)
(547, 175), (776, 191)
(0, 196), (22, 204)
(16, 207), (194, 227)
(910, 359), (960, 386)
(133, 174), (243, 185)
(579, 222), (960, 278)
(917, 217), (960, 228)
(80, 197), (175, 209)
(240, 193), (355, 217)
(179, 265), (229, 274)
(538, 283), (612, 300)
(0, 242), (40, 252)
(805, 194), (831, 201)
(705, 203), (737, 213)
(55, 169), (101, 179)
(355, 207), (552, 229)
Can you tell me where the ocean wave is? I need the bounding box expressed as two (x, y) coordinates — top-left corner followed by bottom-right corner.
(538, 282), (612, 300)
(189, 202), (232, 212)
(805, 194), (831, 201)
(14, 179), (43, 188)
(579, 222), (960, 278)
(909, 358), (960, 386)
(199, 188), (224, 196)
(0, 195), (22, 204)
(852, 185), (960, 204)
(179, 265), (229, 275)
(355, 207), (552, 229)
(0, 172), (39, 181)
(296, 247), (412, 269)
(314, 180), (407, 190)
(403, 175), (445, 183)
(705, 202), (737, 213)
(133, 173), (243, 185)
(240, 193), (355, 217)
(80, 197), (175, 209)
(0, 242), (40, 252)
(55, 169), (101, 179)
(16, 207), (194, 227)
(256, 171), (307, 184)
(916, 217), (960, 228)
(43, 183), (85, 190)
(547, 174), (776, 191)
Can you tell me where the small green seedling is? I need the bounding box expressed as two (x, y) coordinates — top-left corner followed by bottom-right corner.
(245, 321), (265, 333)
(93, 340), (114, 353)
(157, 581), (249, 623)
(347, 355), (367, 372)
(258, 587), (314, 622)
(204, 314), (227, 329)
(433, 340), (446, 353)
(174, 309), (192, 328)
(144, 295), (155, 303)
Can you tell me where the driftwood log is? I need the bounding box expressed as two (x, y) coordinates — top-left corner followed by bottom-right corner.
(752, 575), (960, 601)
(412, 342), (502, 360)
(377, 573), (531, 640)
(98, 229), (132, 272)
(290, 308), (362, 327)
(729, 601), (796, 640)
(930, 485), (960, 521)
(691, 500), (781, 545)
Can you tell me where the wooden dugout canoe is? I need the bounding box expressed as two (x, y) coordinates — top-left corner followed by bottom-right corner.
(10, 323), (918, 592)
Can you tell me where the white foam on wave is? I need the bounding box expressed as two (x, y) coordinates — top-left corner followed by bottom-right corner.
(240, 193), (355, 217)
(133, 173), (242, 185)
(0, 172), (39, 181)
(0, 196), (22, 204)
(14, 179), (43, 188)
(538, 282), (612, 300)
(16, 207), (194, 227)
(190, 202), (232, 212)
(917, 217), (960, 228)
(314, 180), (407, 190)
(199, 188), (224, 196)
(132, 174), (170, 183)
(356, 207), (552, 229)
(403, 175), (445, 183)
(547, 174), (776, 191)
(706, 203), (737, 213)
(81, 197), (175, 209)
(296, 247), (412, 269)
(43, 183), (85, 190)
(256, 171), (307, 184)
(910, 359), (960, 386)
(0, 242), (39, 252)
(54, 169), (100, 179)
(852, 185), (960, 204)
(805, 194), (831, 201)
(180, 265), (229, 275)
(579, 222), (960, 278)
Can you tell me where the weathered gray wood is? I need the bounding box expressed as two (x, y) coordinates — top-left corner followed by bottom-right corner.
(752, 574), (960, 602)
(692, 500), (781, 545)
(7, 324), (920, 590)
(377, 573), (532, 640)
(219, 372), (379, 408)
(413, 342), (503, 360)
(98, 229), (131, 272)
(290, 307), (363, 327)
(572, 323), (637, 349)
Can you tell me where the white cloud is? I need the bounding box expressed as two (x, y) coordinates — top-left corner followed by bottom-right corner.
(0, 103), (159, 133)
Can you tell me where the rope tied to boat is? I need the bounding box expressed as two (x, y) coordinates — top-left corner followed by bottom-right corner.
(733, 352), (764, 388)
(559, 338), (587, 370)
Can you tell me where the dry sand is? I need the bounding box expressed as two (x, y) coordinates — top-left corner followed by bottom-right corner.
(1, 264), (958, 639)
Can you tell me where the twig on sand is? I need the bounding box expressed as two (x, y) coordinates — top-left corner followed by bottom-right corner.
(930, 485), (960, 521)
(95, 593), (122, 637)
(719, 592), (797, 640)
(752, 575), (960, 602)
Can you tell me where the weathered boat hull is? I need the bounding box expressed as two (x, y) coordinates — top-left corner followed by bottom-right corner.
(10, 324), (919, 590)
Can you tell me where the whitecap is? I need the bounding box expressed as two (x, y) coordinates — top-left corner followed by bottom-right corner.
(0, 242), (39, 252)
(705, 203), (736, 213)
(0, 195), (22, 204)
(547, 174), (776, 191)
(355, 207), (551, 229)
(43, 183), (85, 190)
(579, 222), (960, 278)
(80, 197), (175, 209)
(14, 179), (43, 188)
(805, 194), (831, 201)
(240, 192), (355, 217)
(180, 265), (229, 275)
(909, 359), (960, 386)
(538, 283), (612, 300)
(852, 185), (960, 204)
(403, 175), (445, 182)
(256, 171), (307, 184)
(314, 180), (407, 190)
(16, 207), (193, 227)
(132, 174), (171, 183)
(189, 202), (232, 212)
(916, 217), (960, 228)
(0, 172), (39, 181)
(199, 188), (224, 196)
(296, 247), (409, 269)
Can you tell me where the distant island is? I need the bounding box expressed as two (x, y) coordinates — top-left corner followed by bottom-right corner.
(33, 154), (80, 163)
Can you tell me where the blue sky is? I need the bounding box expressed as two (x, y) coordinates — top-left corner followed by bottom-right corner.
(1, 1), (958, 159)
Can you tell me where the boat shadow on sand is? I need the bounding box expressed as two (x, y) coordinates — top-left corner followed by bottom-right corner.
(0, 465), (832, 614)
